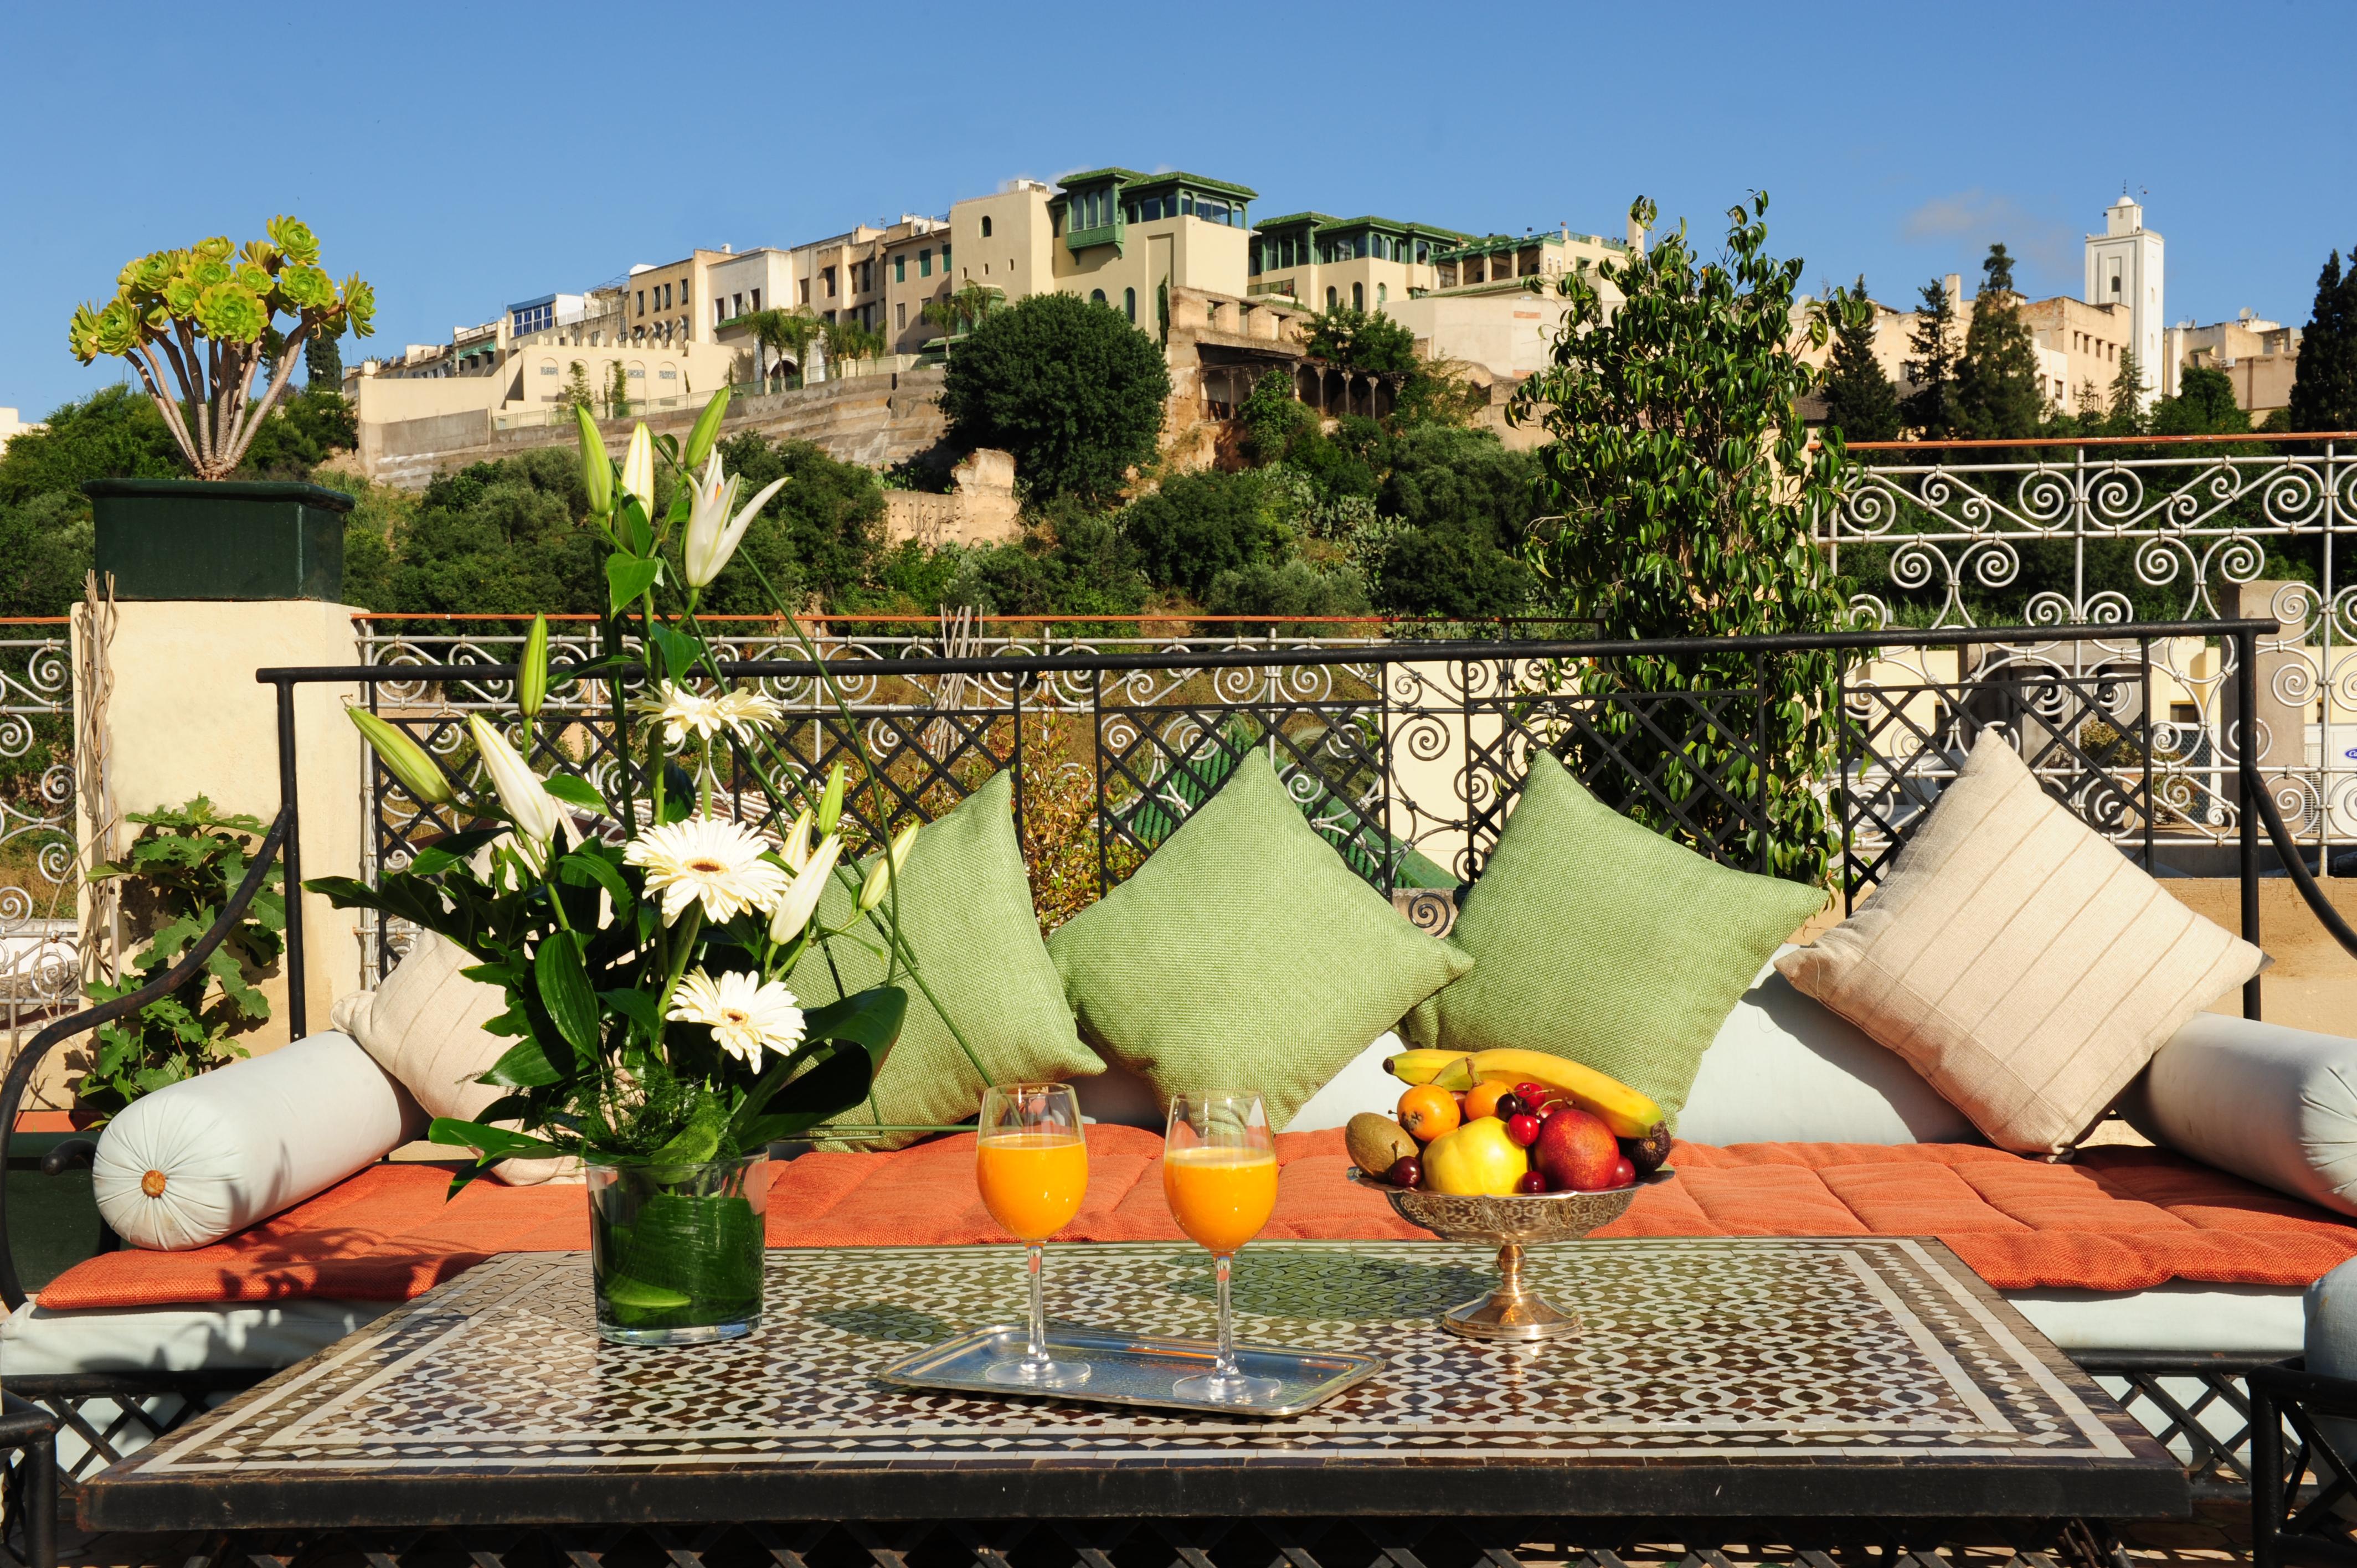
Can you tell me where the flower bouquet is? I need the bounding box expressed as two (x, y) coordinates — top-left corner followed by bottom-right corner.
(316, 391), (970, 1345)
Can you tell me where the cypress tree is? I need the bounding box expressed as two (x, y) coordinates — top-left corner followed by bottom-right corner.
(2107, 348), (2146, 435)
(2287, 249), (2357, 433)
(1901, 277), (1960, 437)
(1820, 275), (1902, 443)
(305, 330), (343, 390)
(1954, 244), (2044, 440)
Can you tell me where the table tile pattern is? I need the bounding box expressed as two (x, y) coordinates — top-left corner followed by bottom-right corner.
(119, 1237), (2145, 1478)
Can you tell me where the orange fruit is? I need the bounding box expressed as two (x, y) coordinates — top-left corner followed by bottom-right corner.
(1397, 1084), (1462, 1143)
(1461, 1081), (1512, 1122)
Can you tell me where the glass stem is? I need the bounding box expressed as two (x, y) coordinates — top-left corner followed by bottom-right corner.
(1214, 1251), (1237, 1378)
(1025, 1241), (1048, 1367)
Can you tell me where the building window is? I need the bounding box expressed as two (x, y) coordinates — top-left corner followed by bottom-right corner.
(894, 256), (906, 283)
(1091, 289), (1107, 305)
(942, 244), (951, 269)
(919, 249), (932, 278)
(680, 279), (689, 305)
(1377, 283), (1387, 305)
(896, 302), (906, 329)
(1353, 283), (1364, 310)
(981, 216), (993, 238)
(823, 266), (835, 296)
(1125, 287), (1136, 322)
(1326, 286), (1337, 308)
(636, 290), (645, 314)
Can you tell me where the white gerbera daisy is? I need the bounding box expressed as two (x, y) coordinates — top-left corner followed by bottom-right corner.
(625, 816), (791, 925)
(668, 967), (804, 1069)
(710, 686), (783, 740)
(631, 682), (727, 746)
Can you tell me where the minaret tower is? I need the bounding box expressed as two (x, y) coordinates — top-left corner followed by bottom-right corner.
(2085, 190), (2166, 405)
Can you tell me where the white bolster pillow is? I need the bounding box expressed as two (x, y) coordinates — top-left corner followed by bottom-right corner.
(2122, 1011), (2357, 1217)
(92, 1031), (426, 1251)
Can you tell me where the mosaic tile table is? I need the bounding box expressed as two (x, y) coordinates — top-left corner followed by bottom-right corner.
(79, 1237), (2188, 1543)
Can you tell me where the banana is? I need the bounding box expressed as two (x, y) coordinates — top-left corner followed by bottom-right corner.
(1383, 1050), (1475, 1091)
(1461, 1048), (1665, 1142)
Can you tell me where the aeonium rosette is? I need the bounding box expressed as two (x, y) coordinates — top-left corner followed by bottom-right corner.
(312, 391), (984, 1188)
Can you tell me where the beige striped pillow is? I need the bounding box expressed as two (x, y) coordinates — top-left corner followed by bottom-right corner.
(1775, 732), (2266, 1156)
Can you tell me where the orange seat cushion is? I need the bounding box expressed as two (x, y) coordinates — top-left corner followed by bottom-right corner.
(34, 1129), (2357, 1311)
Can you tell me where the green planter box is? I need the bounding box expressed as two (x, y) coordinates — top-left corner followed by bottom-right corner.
(86, 478), (353, 601)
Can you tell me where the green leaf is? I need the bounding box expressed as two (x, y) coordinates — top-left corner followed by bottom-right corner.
(534, 937), (600, 1064)
(606, 554), (662, 613)
(728, 985), (905, 1146)
(647, 625), (699, 684)
(801, 986), (908, 1055)
(483, 1034), (565, 1087)
(541, 774), (611, 816)
(598, 987), (663, 1036)
(559, 850), (632, 907)
(599, 1275), (692, 1311)
(649, 1097), (725, 1165)
(429, 1117), (563, 1160)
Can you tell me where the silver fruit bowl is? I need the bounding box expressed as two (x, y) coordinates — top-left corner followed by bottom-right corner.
(1351, 1167), (1676, 1342)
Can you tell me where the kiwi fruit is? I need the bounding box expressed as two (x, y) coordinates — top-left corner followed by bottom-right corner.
(1346, 1112), (1420, 1178)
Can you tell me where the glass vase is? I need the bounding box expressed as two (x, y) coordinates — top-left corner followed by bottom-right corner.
(585, 1152), (768, 1346)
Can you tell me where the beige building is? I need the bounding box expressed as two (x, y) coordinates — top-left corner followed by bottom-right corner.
(0, 407), (45, 455)
(624, 249), (732, 350)
(1831, 275), (2143, 419)
(1247, 212), (1469, 313)
(2169, 311), (2302, 419)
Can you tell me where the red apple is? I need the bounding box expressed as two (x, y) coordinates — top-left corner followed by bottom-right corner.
(1533, 1106), (1619, 1192)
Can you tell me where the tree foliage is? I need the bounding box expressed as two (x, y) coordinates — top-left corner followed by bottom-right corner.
(1954, 244), (2043, 440)
(1304, 306), (1417, 373)
(940, 292), (1169, 503)
(2288, 247), (2357, 434)
(1819, 275), (1901, 444)
(1510, 193), (1852, 880)
(1902, 277), (1960, 437)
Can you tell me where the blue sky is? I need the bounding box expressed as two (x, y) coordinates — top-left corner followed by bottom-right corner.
(6, 0), (2351, 420)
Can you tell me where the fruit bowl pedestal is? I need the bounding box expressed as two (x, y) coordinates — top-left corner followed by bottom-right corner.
(1352, 1169), (1676, 1342)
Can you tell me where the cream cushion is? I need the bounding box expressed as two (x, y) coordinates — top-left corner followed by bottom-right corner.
(330, 932), (580, 1185)
(1775, 733), (2266, 1156)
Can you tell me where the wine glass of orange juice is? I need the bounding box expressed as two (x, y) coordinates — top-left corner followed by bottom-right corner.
(975, 1082), (1090, 1389)
(1163, 1089), (1282, 1404)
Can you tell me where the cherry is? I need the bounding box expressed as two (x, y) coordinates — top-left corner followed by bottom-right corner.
(1608, 1155), (1636, 1189)
(1516, 1170), (1548, 1195)
(1387, 1156), (1424, 1190)
(1505, 1112), (1542, 1148)
(1494, 1092), (1530, 1121)
(1514, 1081), (1550, 1107)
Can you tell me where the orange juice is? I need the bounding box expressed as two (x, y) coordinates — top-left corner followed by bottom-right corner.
(976, 1133), (1088, 1241)
(1162, 1146), (1278, 1254)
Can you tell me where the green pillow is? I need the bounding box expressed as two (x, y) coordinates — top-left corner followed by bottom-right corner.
(1406, 750), (1825, 1131)
(791, 770), (1099, 1148)
(1048, 749), (1471, 1131)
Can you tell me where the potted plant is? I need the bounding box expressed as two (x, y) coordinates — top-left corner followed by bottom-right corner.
(68, 216), (374, 599)
(316, 392), (979, 1345)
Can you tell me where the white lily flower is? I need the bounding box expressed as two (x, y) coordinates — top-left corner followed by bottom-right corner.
(769, 832), (842, 942)
(681, 450), (790, 589)
(858, 821), (921, 912)
(621, 422), (655, 518)
(780, 808), (815, 873)
(466, 714), (565, 845)
(668, 967), (805, 1070)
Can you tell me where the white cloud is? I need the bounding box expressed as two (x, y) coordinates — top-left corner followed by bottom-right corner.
(1900, 189), (2078, 285)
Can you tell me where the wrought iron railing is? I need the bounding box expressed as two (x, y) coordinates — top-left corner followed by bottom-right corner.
(0, 622), (80, 1071)
(1826, 434), (2357, 875)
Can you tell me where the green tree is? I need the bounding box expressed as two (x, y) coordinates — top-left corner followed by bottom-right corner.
(2288, 248), (2357, 434)
(1365, 424), (1540, 620)
(2150, 364), (2252, 436)
(236, 386), (356, 480)
(1954, 244), (2043, 440)
(305, 328), (343, 390)
(939, 291), (1171, 503)
(1120, 470), (1292, 600)
(1901, 276), (1961, 437)
(920, 283), (998, 338)
(378, 447), (608, 614)
(606, 360), (630, 419)
(1305, 305), (1417, 373)
(745, 308), (823, 386)
(558, 360), (596, 413)
(2107, 347), (2147, 434)
(945, 501), (1151, 621)
(0, 493), (93, 616)
(1819, 275), (1901, 443)
(1202, 558), (1370, 625)
(1509, 193), (1852, 881)
(822, 317), (886, 372)
(0, 386), (182, 507)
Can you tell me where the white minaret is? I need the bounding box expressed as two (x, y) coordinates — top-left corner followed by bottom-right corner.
(2085, 192), (2166, 404)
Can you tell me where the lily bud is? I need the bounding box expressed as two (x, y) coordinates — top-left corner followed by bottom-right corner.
(621, 422), (655, 519)
(682, 388), (730, 471)
(769, 833), (842, 941)
(348, 708), (454, 806)
(857, 822), (920, 913)
(466, 714), (565, 844)
(518, 614), (550, 721)
(816, 762), (846, 835)
(574, 406), (611, 517)
(780, 808), (814, 873)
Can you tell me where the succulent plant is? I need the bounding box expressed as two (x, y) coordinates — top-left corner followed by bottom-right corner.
(67, 214), (374, 479)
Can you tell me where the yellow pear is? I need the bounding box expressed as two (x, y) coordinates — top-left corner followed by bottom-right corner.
(1422, 1117), (1529, 1196)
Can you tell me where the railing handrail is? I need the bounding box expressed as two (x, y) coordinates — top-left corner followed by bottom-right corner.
(1843, 432), (2354, 452)
(0, 805), (291, 1312)
(276, 618), (2283, 687)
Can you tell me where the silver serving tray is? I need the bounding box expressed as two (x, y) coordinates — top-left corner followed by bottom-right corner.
(874, 1325), (1385, 1419)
